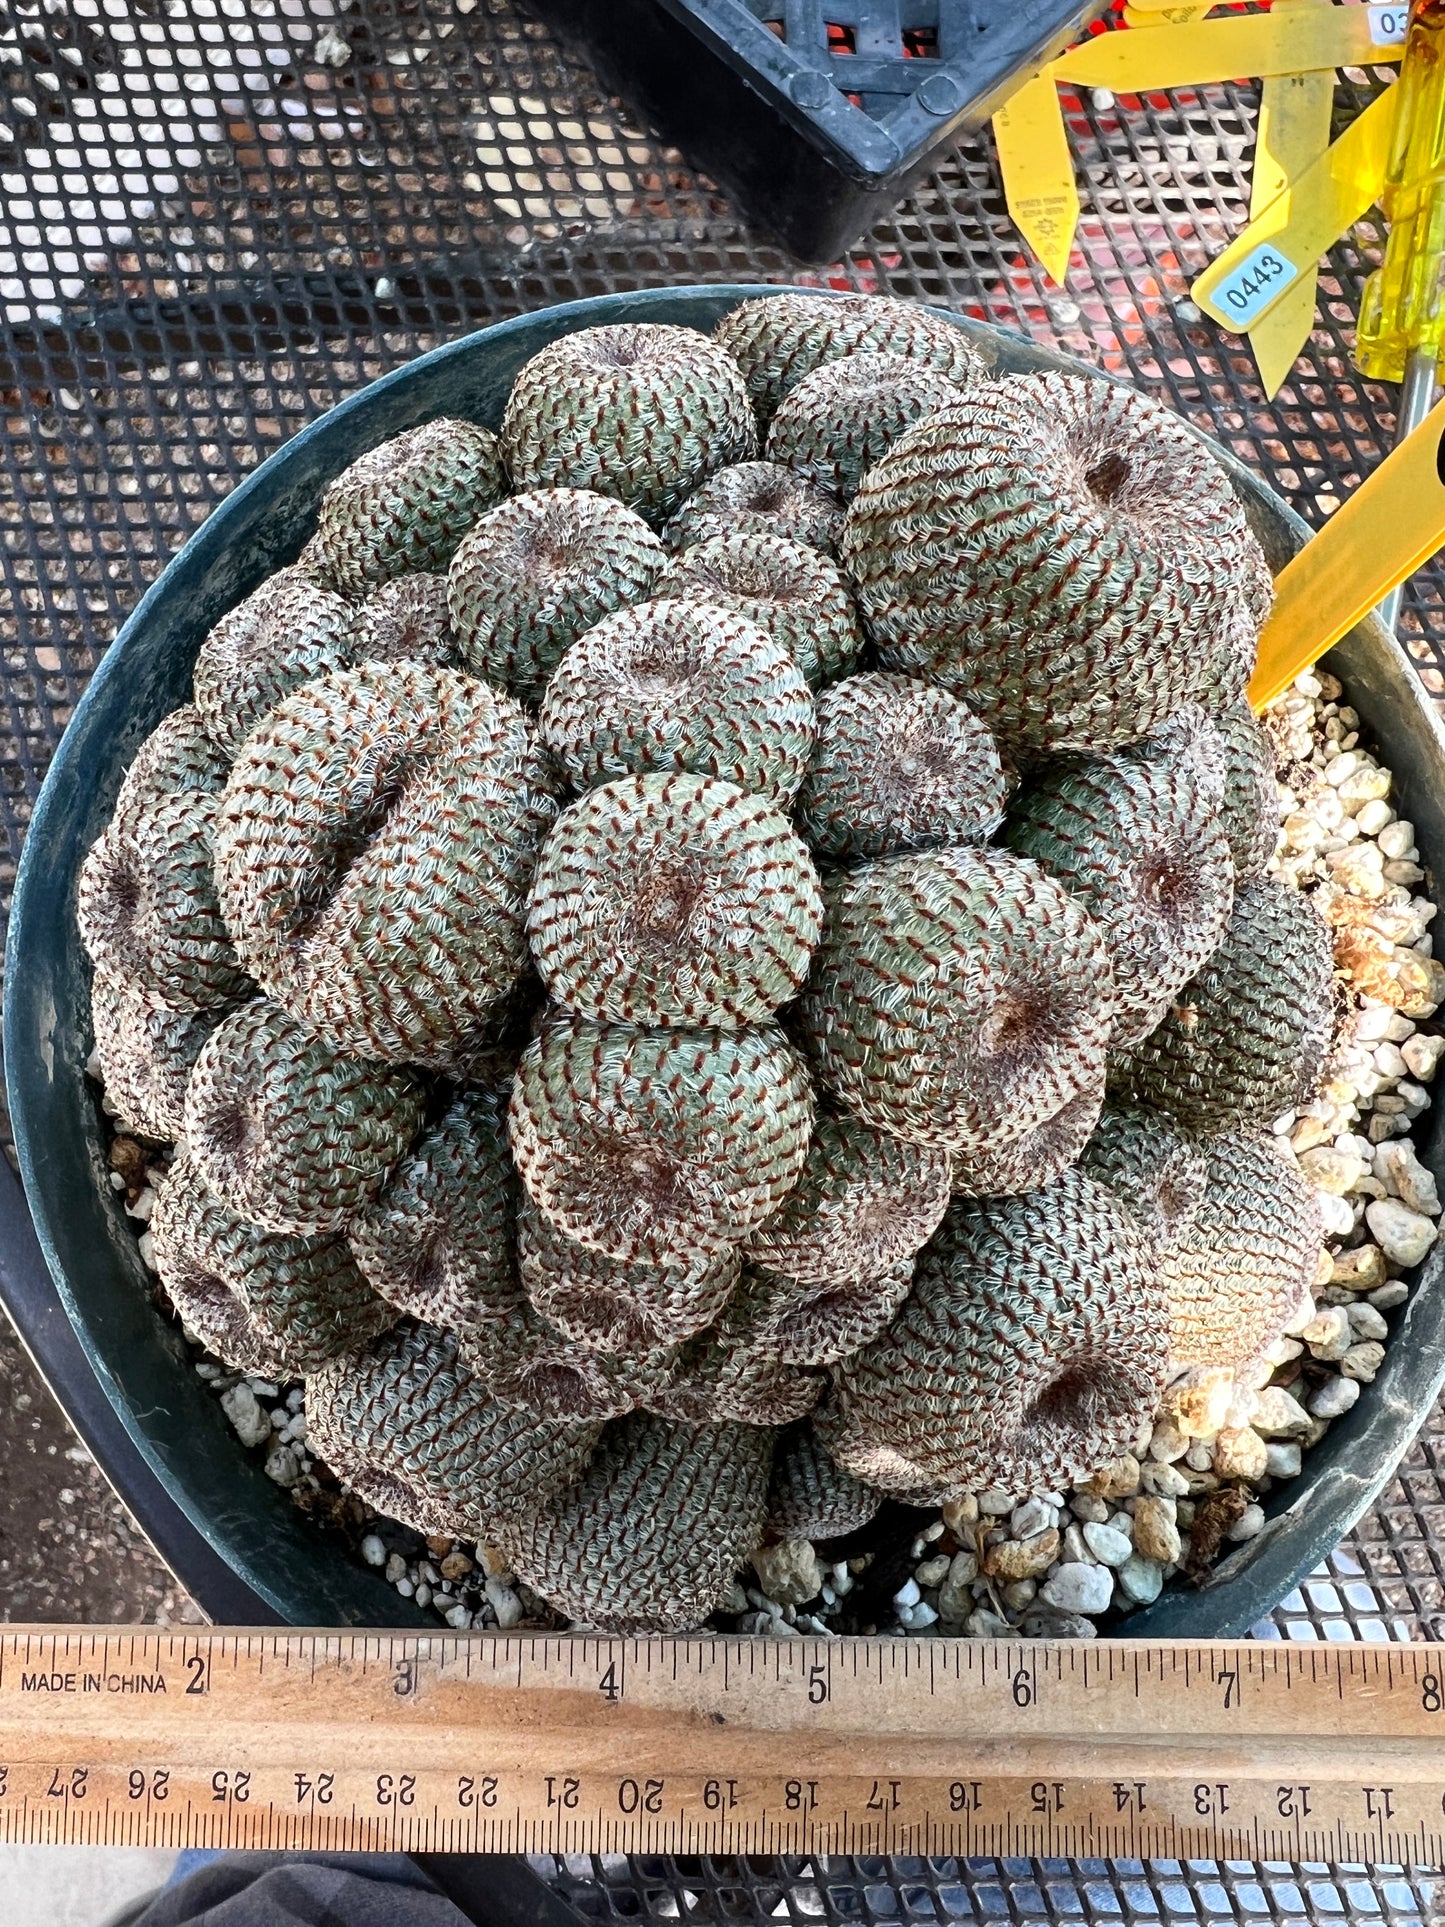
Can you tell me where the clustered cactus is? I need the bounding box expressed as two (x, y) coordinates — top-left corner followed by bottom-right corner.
(81, 293), (1336, 1635)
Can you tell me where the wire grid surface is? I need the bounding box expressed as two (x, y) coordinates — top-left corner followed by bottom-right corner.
(0, 0), (1441, 1916)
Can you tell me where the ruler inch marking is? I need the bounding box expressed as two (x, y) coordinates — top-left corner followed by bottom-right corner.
(3, 1632), (1445, 1854)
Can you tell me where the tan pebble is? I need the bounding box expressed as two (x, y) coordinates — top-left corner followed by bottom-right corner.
(1395, 954), (1445, 1019)
(1147, 1420), (1189, 1463)
(1138, 1460), (1190, 1498)
(1252, 1386), (1313, 1438)
(1132, 1496), (1182, 1564)
(1300, 1304), (1352, 1361)
(1059, 1522), (1094, 1565)
(941, 1494), (979, 1533)
(1340, 1340), (1386, 1382)
(1290, 1115), (1335, 1155)
(1212, 1426), (1269, 1481)
(1070, 1494), (1110, 1523)
(1374, 1141), (1441, 1215)
(937, 1552), (979, 1622)
(1298, 1146), (1364, 1194)
(1284, 812), (1326, 853)
(752, 1540), (824, 1606)
(1085, 1454), (1141, 1500)
(1222, 1386), (1259, 1430)
(984, 1531), (1059, 1582)
(1336, 766), (1392, 807)
(1281, 1289), (1319, 1338)
(1159, 1366), (1234, 1439)
(1329, 1244), (1386, 1290)
(1402, 1033), (1445, 1080)
(475, 1544), (511, 1577)
(439, 1551), (473, 1582)
(1327, 845), (1386, 898)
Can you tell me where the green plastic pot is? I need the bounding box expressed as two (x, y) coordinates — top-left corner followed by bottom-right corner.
(8, 285), (1445, 1631)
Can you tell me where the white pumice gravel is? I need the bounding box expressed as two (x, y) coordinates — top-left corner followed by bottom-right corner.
(102, 672), (1440, 1642)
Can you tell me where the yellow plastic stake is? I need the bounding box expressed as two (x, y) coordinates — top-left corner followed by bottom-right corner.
(1247, 0), (1336, 397)
(1248, 394), (1445, 709)
(1052, 7), (1405, 92)
(992, 0), (1210, 287)
(992, 70), (1080, 286)
(1192, 86), (1397, 333)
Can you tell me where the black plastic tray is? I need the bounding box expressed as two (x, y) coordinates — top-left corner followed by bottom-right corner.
(517, 1), (1106, 261)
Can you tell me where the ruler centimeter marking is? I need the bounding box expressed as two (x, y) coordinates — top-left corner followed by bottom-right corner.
(1, 1631), (1444, 1857)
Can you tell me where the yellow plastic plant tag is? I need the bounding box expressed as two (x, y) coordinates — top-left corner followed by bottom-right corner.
(1053, 6), (1405, 92)
(992, 0), (1199, 288)
(1192, 85), (1396, 333)
(1249, 393), (1445, 710)
(1121, 4), (1216, 25)
(992, 70), (1080, 286)
(1246, 0), (1336, 398)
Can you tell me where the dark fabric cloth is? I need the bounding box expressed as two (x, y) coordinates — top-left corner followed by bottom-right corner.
(133, 1853), (466, 1927)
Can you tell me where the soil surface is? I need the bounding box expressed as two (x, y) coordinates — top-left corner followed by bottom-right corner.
(0, 1316), (201, 1624)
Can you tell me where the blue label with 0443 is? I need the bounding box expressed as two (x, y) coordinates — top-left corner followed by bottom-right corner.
(1210, 243), (1299, 328)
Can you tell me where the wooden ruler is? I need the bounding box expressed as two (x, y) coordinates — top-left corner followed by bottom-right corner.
(4, 1629), (1445, 1861)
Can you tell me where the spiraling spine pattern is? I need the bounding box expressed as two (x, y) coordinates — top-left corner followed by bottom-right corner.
(508, 1014), (815, 1267)
(528, 771), (822, 1027)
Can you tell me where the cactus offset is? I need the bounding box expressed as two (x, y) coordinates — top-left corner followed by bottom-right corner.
(214, 662), (556, 1066)
(349, 1090), (519, 1329)
(502, 324), (756, 525)
(528, 771), (822, 1027)
(307, 1320), (600, 1539)
(449, 488), (663, 702)
(499, 1411), (774, 1634)
(715, 292), (985, 424)
(509, 1015), (814, 1267)
(840, 373), (1271, 758)
(819, 1172), (1169, 1495)
(151, 1153), (396, 1376)
(662, 460), (844, 554)
(795, 672), (1009, 860)
(539, 597), (816, 806)
(798, 847), (1115, 1155)
(656, 530), (861, 687)
(184, 1000), (424, 1236)
(309, 418), (507, 595)
(517, 1191), (739, 1352)
(78, 793), (249, 1013)
(766, 352), (968, 500)
(192, 567), (357, 756)
(1108, 874), (1334, 1131)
